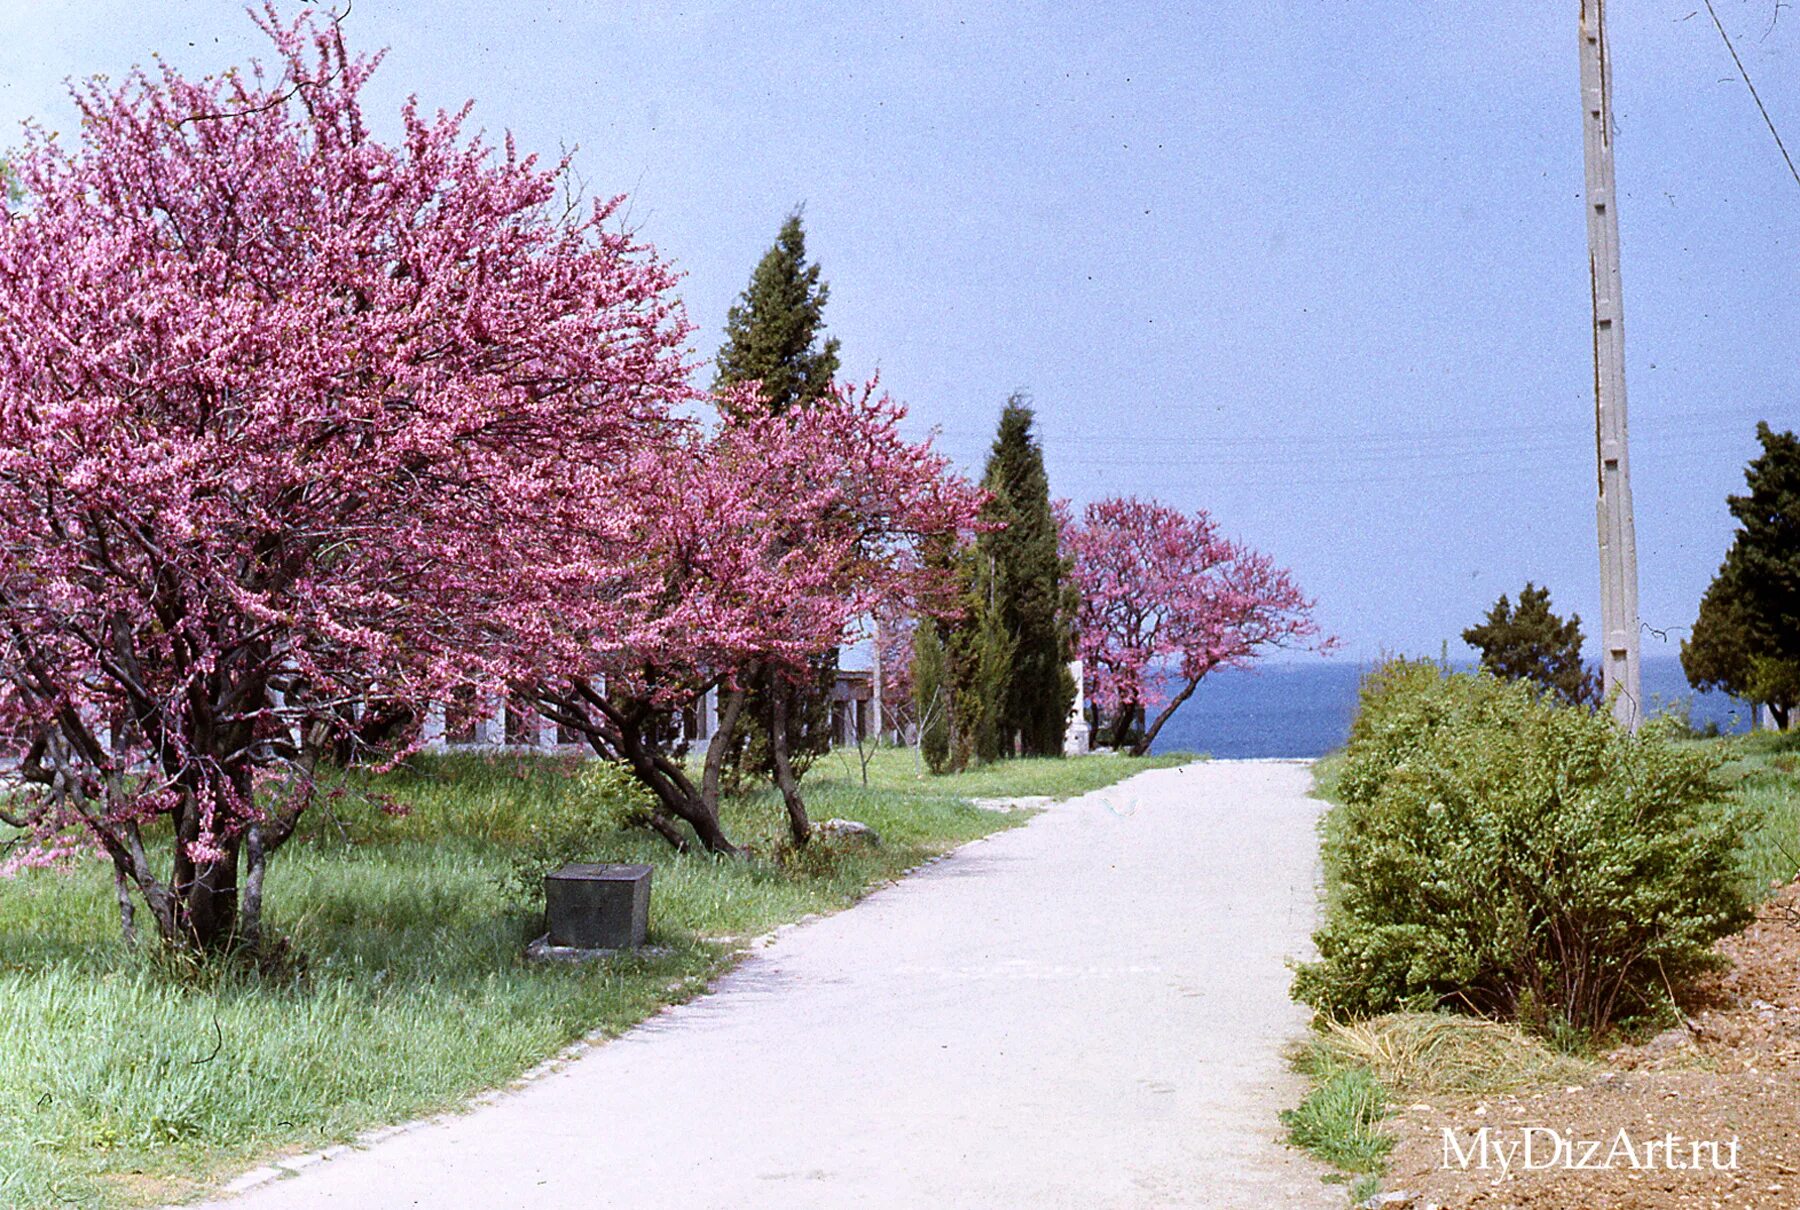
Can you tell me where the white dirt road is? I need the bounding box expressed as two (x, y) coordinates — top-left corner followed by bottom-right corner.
(195, 760), (1339, 1209)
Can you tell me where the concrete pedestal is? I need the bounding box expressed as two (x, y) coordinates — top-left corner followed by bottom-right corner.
(544, 863), (652, 950)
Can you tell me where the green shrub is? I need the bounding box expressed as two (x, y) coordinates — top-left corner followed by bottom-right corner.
(1639, 697), (1722, 742)
(1294, 659), (1752, 1038)
(503, 759), (656, 905)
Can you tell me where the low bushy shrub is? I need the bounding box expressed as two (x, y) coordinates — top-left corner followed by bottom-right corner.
(1294, 659), (1752, 1038)
(504, 759), (656, 905)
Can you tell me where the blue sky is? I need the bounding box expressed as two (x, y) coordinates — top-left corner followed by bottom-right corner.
(1, 1), (1793, 662)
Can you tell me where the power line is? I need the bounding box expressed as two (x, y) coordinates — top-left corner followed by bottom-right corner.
(905, 402), (1771, 450)
(1702, 0), (1800, 191)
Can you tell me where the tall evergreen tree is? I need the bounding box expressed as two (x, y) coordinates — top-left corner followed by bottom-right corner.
(977, 395), (1074, 756)
(1722, 423), (1800, 664)
(949, 545), (1016, 766)
(713, 210), (840, 414)
(911, 618), (953, 774)
(714, 211), (843, 790)
(1683, 422), (1800, 728)
(1684, 569), (1798, 729)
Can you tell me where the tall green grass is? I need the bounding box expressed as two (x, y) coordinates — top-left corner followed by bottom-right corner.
(1279, 1063), (1393, 1174)
(0, 746), (1183, 1208)
(1712, 729), (1800, 894)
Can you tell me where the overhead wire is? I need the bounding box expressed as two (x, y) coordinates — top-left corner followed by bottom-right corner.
(1701, 0), (1800, 191)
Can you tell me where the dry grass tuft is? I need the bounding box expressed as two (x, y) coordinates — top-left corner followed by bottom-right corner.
(1309, 1011), (1595, 1098)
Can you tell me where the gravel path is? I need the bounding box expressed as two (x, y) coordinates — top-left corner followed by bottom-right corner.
(196, 760), (1339, 1209)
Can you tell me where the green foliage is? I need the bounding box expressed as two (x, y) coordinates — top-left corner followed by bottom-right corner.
(1461, 581), (1599, 708)
(938, 397), (1072, 767)
(1684, 423), (1800, 728)
(724, 655), (838, 793)
(911, 619), (953, 774)
(1278, 1064), (1393, 1175)
(1294, 659), (1752, 1039)
(503, 760), (657, 906)
(713, 210), (842, 789)
(978, 395), (1075, 756)
(1711, 728), (1800, 896)
(712, 210), (840, 416)
(1722, 423), (1800, 662)
(1683, 572), (1760, 706)
(949, 546), (1016, 767)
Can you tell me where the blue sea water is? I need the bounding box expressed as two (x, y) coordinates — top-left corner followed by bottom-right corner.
(1145, 654), (1753, 759)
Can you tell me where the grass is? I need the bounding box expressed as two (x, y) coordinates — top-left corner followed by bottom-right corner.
(1708, 728), (1800, 895)
(811, 743), (1195, 799)
(1280, 1011), (1587, 1203)
(1279, 1063), (1394, 1176)
(1279, 1013), (1593, 1203)
(0, 745), (1186, 1209)
(1303, 1012), (1593, 1099)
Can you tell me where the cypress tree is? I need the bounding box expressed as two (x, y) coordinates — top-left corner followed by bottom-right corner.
(978, 395), (1074, 755)
(911, 619), (953, 774)
(714, 210), (840, 414)
(713, 211), (842, 805)
(949, 546), (1016, 766)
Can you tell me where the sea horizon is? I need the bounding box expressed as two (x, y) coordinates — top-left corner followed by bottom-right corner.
(1143, 652), (1755, 760)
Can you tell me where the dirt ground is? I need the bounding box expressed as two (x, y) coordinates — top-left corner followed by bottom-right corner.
(1376, 880), (1800, 1209)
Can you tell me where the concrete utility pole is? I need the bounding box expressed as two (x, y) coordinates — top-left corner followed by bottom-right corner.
(1579, 0), (1643, 731)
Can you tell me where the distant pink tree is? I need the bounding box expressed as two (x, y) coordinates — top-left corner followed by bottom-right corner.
(1066, 497), (1329, 755)
(524, 381), (981, 851)
(0, 9), (691, 949)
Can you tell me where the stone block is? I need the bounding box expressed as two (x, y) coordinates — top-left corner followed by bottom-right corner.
(544, 863), (651, 950)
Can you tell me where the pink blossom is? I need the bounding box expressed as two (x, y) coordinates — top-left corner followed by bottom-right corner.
(0, 6), (693, 945)
(1066, 496), (1332, 753)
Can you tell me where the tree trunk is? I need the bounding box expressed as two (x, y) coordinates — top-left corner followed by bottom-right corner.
(185, 852), (242, 949)
(115, 821), (179, 944)
(25, 726), (188, 948)
(169, 789), (243, 950)
(111, 856), (138, 946)
(701, 685), (747, 811)
(644, 811), (692, 851)
(1110, 700), (1137, 751)
(1130, 671), (1210, 757)
(768, 677), (811, 847)
(1773, 703), (1792, 731)
(539, 684), (743, 855)
(240, 825), (268, 947)
(613, 714), (740, 854)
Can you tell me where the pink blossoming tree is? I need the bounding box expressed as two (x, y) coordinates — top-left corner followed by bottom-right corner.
(0, 8), (692, 949)
(525, 381), (981, 852)
(1066, 496), (1329, 755)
